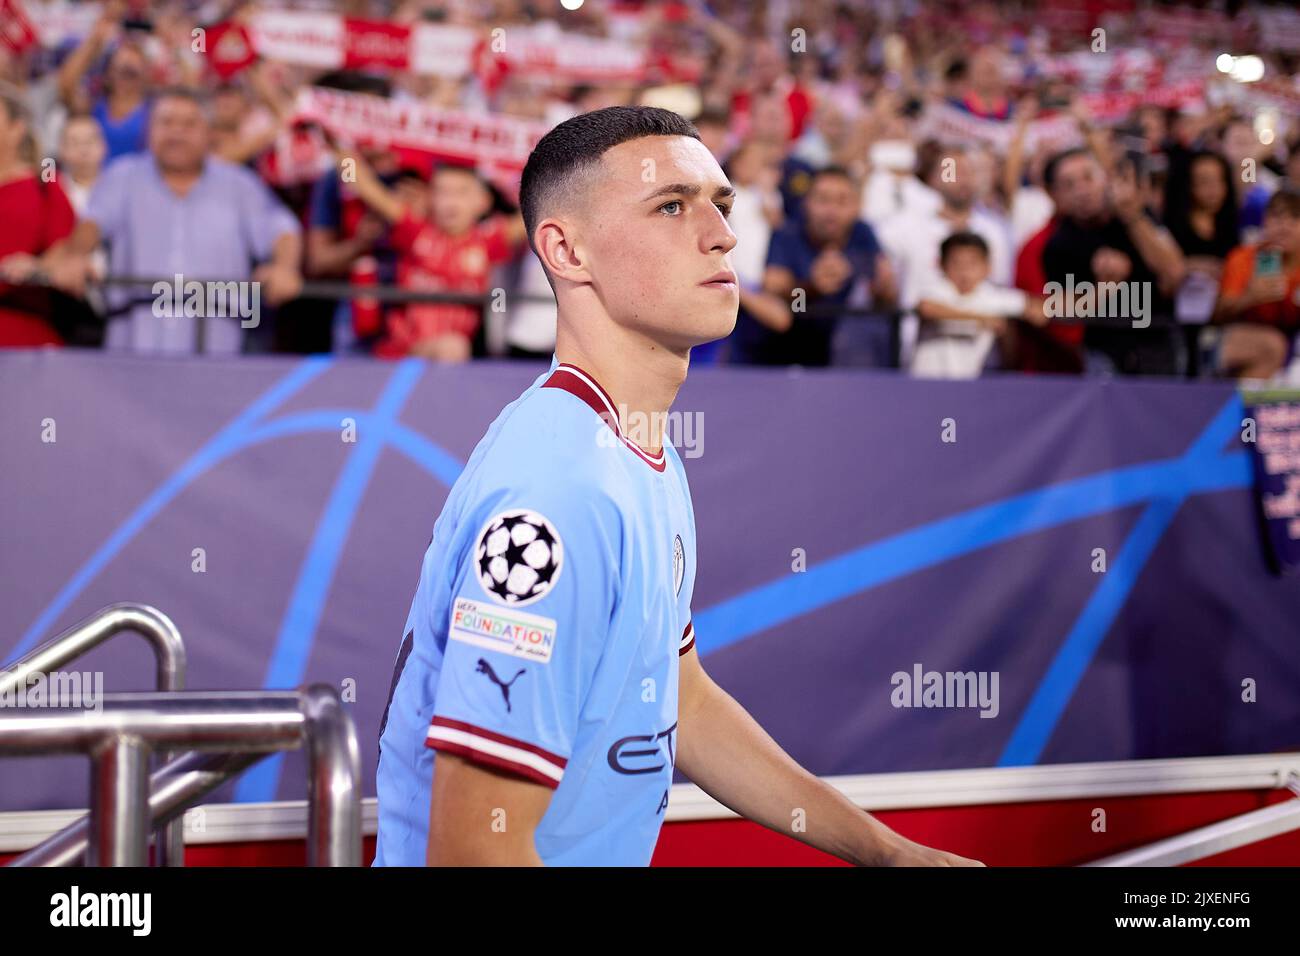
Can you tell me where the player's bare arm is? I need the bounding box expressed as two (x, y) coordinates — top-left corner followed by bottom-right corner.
(426, 752), (551, 866)
(677, 645), (984, 867)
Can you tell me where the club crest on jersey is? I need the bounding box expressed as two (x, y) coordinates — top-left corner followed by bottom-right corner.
(474, 508), (563, 606)
(673, 534), (685, 596)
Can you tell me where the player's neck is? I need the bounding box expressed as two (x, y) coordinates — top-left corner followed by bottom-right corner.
(554, 323), (688, 459)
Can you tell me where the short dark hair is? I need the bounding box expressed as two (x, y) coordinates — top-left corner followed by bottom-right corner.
(519, 106), (699, 262)
(939, 231), (989, 264)
(1265, 186), (1300, 219)
(152, 85), (212, 117)
(809, 165), (855, 188)
(1043, 146), (1094, 191)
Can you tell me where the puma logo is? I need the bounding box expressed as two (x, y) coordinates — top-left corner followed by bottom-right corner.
(476, 658), (525, 712)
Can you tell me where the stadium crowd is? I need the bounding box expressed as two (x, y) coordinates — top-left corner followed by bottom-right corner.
(1, 0), (1299, 381)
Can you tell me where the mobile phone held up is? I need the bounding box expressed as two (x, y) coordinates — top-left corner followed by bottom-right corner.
(1256, 249), (1283, 278)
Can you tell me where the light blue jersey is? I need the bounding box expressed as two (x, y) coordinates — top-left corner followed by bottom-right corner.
(374, 355), (697, 866)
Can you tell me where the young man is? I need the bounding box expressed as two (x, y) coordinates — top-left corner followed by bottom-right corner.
(374, 106), (982, 867)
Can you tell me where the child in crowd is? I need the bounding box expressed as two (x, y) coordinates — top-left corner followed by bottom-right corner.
(911, 231), (1046, 378)
(340, 141), (526, 361)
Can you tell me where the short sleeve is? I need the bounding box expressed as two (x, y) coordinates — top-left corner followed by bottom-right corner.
(307, 172), (342, 230)
(679, 618), (695, 656)
(425, 487), (622, 789)
(235, 165), (300, 260)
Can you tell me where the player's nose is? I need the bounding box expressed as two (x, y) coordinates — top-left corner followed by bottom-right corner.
(702, 207), (738, 256)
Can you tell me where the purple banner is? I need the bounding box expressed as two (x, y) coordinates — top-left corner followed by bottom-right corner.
(2, 350), (1298, 811)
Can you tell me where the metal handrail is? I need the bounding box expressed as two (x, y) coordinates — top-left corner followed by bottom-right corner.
(9, 750), (262, 867)
(1, 603), (187, 866)
(1085, 773), (1300, 866)
(1, 603), (186, 700)
(0, 686), (361, 866)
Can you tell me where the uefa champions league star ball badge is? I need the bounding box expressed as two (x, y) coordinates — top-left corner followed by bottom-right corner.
(475, 509), (564, 606)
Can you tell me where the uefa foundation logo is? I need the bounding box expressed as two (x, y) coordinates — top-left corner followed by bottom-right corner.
(0, 670), (105, 713)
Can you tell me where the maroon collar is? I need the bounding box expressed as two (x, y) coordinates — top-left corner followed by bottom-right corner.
(542, 363), (667, 472)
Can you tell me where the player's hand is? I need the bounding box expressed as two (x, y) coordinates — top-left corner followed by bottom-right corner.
(884, 839), (986, 867)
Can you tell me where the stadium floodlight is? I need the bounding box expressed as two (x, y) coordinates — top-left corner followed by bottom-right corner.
(1229, 55), (1265, 83)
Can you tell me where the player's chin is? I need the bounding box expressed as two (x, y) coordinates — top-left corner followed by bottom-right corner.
(696, 288), (739, 330)
(680, 307), (736, 349)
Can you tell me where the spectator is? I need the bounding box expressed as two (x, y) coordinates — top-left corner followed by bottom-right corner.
(51, 87), (302, 355)
(1212, 189), (1300, 381)
(730, 166), (895, 367)
(0, 85), (78, 348)
(696, 139), (781, 366)
(912, 231), (1046, 378)
(861, 135), (942, 228)
(209, 80), (283, 168)
(746, 92), (816, 221)
(876, 146), (1013, 367)
(792, 100), (866, 178)
(950, 45), (1012, 121)
(340, 149), (526, 362)
(56, 112), (109, 335)
(56, 113), (107, 214)
(1008, 131), (1115, 375)
(1001, 99), (1057, 248)
(1040, 148), (1187, 376)
(58, 22), (152, 162)
(305, 142), (408, 355)
(503, 254), (558, 361)
(1164, 150), (1239, 329)
(1221, 116), (1278, 234)
(56, 5), (202, 163)
(730, 39), (814, 143)
(692, 104), (732, 163)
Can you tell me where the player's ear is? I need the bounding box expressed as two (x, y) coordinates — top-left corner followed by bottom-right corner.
(534, 217), (592, 285)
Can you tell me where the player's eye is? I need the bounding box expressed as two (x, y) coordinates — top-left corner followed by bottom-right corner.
(716, 202), (733, 219)
(658, 200), (683, 216)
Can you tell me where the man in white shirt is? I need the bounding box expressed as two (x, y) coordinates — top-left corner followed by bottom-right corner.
(876, 146), (1013, 366)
